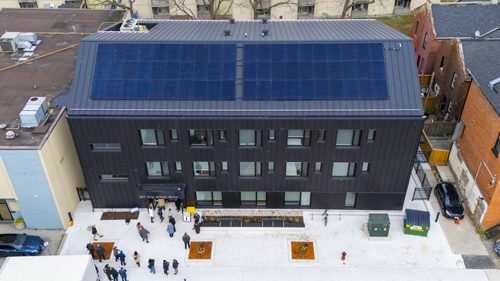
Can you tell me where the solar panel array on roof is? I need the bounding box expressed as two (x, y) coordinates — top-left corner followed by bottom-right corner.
(242, 43), (388, 100)
(90, 43), (237, 99)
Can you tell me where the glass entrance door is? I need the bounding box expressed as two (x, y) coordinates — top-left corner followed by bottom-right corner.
(0, 201), (13, 220)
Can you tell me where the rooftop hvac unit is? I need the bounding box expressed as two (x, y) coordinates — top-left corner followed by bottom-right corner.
(19, 33), (37, 43)
(0, 32), (20, 53)
(19, 97), (48, 128)
(17, 41), (32, 50)
(27, 97), (48, 113)
(120, 19), (138, 32)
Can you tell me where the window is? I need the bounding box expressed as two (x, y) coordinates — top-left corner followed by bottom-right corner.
(318, 129), (325, 140)
(362, 162), (370, 172)
(257, 192), (266, 206)
(189, 130), (213, 146)
(193, 161), (215, 176)
(175, 162), (182, 171)
(196, 191), (222, 206)
(287, 130), (311, 146)
(422, 33), (428, 49)
(336, 129), (362, 146)
(352, 3), (368, 10)
(414, 21), (419, 35)
(140, 129), (165, 146)
(450, 72), (457, 89)
(146, 162), (169, 177)
(419, 58), (425, 74)
(315, 162), (322, 172)
(240, 192), (266, 206)
(285, 192), (311, 206)
(170, 129), (178, 140)
(285, 162), (309, 177)
(239, 162), (262, 177)
(269, 130), (276, 140)
(332, 162), (356, 177)
(197, 4), (209, 12)
(100, 174), (128, 180)
(268, 162), (275, 171)
(222, 162), (228, 171)
(219, 130), (227, 140)
(256, 8), (270, 17)
(440, 56), (445, 70)
(152, 6), (169, 15)
(19, 2), (38, 8)
(493, 133), (500, 157)
(239, 130), (262, 146)
(367, 129), (376, 141)
(298, 5), (314, 14)
(91, 143), (121, 151)
(345, 192), (356, 207)
(417, 55), (421, 68)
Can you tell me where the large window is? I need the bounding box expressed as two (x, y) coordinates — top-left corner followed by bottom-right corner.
(100, 174), (128, 181)
(19, 2), (38, 8)
(152, 6), (169, 15)
(336, 129), (362, 146)
(239, 162), (262, 177)
(146, 162), (169, 177)
(332, 162), (356, 177)
(91, 143), (121, 151)
(287, 130), (311, 146)
(196, 191), (222, 206)
(239, 130), (262, 146)
(284, 192), (311, 206)
(285, 162), (309, 177)
(241, 192), (266, 206)
(140, 129), (165, 146)
(193, 162), (215, 177)
(189, 130), (213, 146)
(493, 132), (500, 157)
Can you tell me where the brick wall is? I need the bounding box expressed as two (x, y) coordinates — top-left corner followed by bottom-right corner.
(411, 2), (439, 76)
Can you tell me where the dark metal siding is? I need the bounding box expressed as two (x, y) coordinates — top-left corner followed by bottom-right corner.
(68, 116), (423, 209)
(355, 193), (407, 210)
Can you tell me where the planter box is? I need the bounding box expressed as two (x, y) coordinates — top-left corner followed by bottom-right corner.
(242, 223), (262, 227)
(200, 222), (220, 227)
(285, 223), (305, 227)
(14, 221), (25, 230)
(200, 218), (305, 228)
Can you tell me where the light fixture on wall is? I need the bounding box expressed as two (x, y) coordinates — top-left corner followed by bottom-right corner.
(474, 161), (497, 188)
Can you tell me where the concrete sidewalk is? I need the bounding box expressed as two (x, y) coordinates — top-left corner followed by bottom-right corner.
(58, 169), (499, 281)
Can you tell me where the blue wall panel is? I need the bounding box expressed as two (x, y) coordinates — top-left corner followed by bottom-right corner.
(0, 151), (62, 229)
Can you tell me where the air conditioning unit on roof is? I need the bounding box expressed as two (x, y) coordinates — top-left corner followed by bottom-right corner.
(120, 19), (138, 32)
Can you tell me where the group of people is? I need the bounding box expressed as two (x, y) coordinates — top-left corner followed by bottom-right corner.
(146, 257), (180, 275)
(103, 264), (127, 281)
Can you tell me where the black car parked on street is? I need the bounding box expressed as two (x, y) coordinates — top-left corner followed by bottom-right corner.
(434, 183), (465, 220)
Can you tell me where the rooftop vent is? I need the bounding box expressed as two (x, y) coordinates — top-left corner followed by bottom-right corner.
(475, 31), (480, 39)
(229, 19), (235, 24)
(5, 131), (15, 139)
(224, 30), (231, 36)
(262, 19), (268, 24)
(489, 77), (500, 93)
(262, 30), (269, 37)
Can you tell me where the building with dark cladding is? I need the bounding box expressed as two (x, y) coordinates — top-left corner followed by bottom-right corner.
(59, 19), (424, 210)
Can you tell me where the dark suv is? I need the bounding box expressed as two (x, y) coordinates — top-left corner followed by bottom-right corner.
(0, 234), (44, 256)
(434, 183), (465, 219)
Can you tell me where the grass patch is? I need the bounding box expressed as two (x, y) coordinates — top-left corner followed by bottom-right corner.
(374, 13), (414, 36)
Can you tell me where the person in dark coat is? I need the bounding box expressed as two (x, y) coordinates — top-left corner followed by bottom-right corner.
(175, 199), (181, 212)
(96, 244), (106, 262)
(118, 267), (127, 281)
(169, 216), (176, 232)
(136, 222), (143, 237)
(95, 264), (99, 276)
(140, 226), (150, 243)
(86, 243), (95, 259)
(163, 260), (169, 275)
(113, 246), (120, 262)
(182, 232), (191, 249)
(110, 267), (119, 281)
(117, 250), (126, 266)
(92, 225), (103, 241)
(167, 223), (175, 238)
(194, 220), (201, 234)
(172, 259), (179, 275)
(148, 258), (156, 274)
(158, 208), (164, 223)
(193, 213), (200, 222)
(103, 264), (112, 281)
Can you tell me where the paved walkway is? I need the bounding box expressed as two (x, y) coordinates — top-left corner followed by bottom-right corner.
(58, 168), (500, 281)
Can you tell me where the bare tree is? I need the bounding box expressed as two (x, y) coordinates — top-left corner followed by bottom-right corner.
(249, 0), (296, 19)
(170, 0), (236, 19)
(98, 0), (137, 14)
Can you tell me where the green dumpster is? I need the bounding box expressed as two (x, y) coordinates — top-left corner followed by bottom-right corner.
(404, 209), (430, 237)
(368, 214), (390, 237)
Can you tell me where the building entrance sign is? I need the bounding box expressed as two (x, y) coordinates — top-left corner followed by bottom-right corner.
(136, 184), (185, 200)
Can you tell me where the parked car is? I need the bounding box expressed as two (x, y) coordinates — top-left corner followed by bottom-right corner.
(0, 234), (44, 256)
(495, 239), (500, 257)
(434, 183), (465, 219)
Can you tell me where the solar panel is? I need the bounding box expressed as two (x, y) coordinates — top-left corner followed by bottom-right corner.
(243, 43), (388, 100)
(91, 43), (237, 99)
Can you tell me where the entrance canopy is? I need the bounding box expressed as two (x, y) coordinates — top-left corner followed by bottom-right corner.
(136, 184), (185, 200)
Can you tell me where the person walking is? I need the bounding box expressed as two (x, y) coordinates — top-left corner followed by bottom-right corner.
(172, 259), (179, 275)
(194, 220), (201, 234)
(149, 207), (155, 223)
(103, 264), (112, 281)
(168, 208), (172, 217)
(86, 243), (95, 259)
(182, 232), (191, 249)
(92, 225), (103, 241)
(136, 222), (143, 237)
(158, 207), (164, 223)
(96, 244), (106, 262)
(95, 264), (99, 277)
(167, 223), (175, 238)
(193, 213), (200, 222)
(117, 250), (126, 266)
(113, 246), (120, 262)
(148, 258), (156, 274)
(163, 260), (169, 275)
(154, 198), (166, 210)
(133, 251), (140, 267)
(175, 199), (181, 212)
(169, 215), (176, 232)
(140, 226), (150, 243)
(110, 267), (119, 281)
(118, 267), (127, 281)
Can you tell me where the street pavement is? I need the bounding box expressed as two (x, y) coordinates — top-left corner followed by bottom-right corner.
(54, 168), (500, 280)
